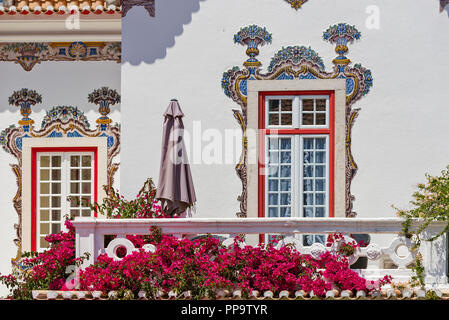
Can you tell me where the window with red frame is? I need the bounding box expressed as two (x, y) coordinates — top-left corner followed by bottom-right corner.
(32, 147), (98, 251)
(258, 91), (335, 245)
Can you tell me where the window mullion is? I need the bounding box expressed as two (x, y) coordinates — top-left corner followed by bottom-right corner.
(36, 155), (41, 250)
(62, 153), (68, 232)
(326, 135), (330, 218)
(293, 96), (299, 128)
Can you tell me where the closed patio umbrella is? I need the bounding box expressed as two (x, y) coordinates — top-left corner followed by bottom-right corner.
(156, 99), (196, 217)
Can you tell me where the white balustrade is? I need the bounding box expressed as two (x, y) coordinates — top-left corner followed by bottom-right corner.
(72, 217), (449, 290)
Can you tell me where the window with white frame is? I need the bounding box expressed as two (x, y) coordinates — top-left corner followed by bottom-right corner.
(260, 92), (334, 246)
(37, 152), (95, 250)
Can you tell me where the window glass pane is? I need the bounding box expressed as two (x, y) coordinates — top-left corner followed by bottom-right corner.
(40, 210), (49, 221)
(268, 114), (279, 125)
(315, 151), (325, 163)
(40, 237), (49, 249)
(304, 139), (314, 150)
(71, 156), (80, 167)
(82, 169), (91, 180)
(82, 210), (92, 217)
(280, 139), (291, 150)
(316, 113), (326, 125)
(81, 183), (91, 194)
(304, 179), (313, 191)
(71, 183), (80, 194)
(81, 196), (91, 207)
(268, 207), (278, 217)
(70, 196), (80, 207)
(302, 99), (314, 111)
(281, 99), (292, 111)
(71, 169), (80, 180)
(315, 193), (325, 205)
(40, 183), (50, 194)
(40, 196), (49, 208)
(280, 165), (291, 177)
(303, 194), (314, 205)
(280, 113), (292, 125)
(280, 207), (291, 217)
(52, 210), (61, 221)
(268, 166), (279, 177)
(316, 207), (325, 217)
(51, 183), (61, 194)
(316, 139), (326, 149)
(279, 180), (291, 191)
(302, 113), (313, 125)
(315, 166), (325, 177)
(268, 194), (278, 205)
(51, 156), (61, 167)
(269, 100), (280, 112)
(269, 152), (279, 164)
(280, 151), (291, 163)
(315, 179), (325, 191)
(303, 207), (313, 217)
(316, 99), (326, 111)
(70, 210), (80, 219)
(40, 169), (50, 181)
(304, 151), (313, 164)
(40, 156), (50, 167)
(51, 223), (60, 234)
(51, 169), (61, 181)
(40, 223), (49, 235)
(268, 138), (279, 150)
(81, 156), (91, 167)
(304, 165), (313, 177)
(51, 196), (61, 207)
(268, 180), (278, 191)
(280, 193), (291, 205)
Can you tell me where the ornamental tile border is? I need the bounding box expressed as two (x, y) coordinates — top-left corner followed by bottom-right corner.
(221, 23), (372, 218)
(0, 88), (121, 274)
(0, 42), (121, 72)
(284, 0), (308, 10)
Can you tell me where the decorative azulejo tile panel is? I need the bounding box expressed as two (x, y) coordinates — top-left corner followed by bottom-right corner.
(221, 23), (373, 218)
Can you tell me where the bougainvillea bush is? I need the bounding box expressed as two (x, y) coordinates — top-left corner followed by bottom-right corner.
(0, 225), (392, 299)
(0, 178), (393, 299)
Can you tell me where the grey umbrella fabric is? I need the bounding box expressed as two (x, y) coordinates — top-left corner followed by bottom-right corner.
(156, 99), (196, 217)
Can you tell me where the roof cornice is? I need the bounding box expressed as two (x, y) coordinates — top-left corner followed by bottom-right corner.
(0, 15), (121, 42)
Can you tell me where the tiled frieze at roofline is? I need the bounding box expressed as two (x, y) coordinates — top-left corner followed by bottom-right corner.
(0, 42), (121, 72)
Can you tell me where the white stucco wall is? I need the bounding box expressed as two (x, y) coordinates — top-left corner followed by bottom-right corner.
(0, 60), (120, 297)
(121, 0), (449, 220)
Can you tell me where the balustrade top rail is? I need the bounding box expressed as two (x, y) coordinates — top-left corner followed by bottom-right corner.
(72, 217), (448, 235)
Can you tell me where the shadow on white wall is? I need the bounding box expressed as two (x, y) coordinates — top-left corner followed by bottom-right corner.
(122, 0), (207, 65)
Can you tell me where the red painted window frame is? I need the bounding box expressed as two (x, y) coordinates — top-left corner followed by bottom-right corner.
(31, 147), (98, 251)
(258, 91), (335, 241)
